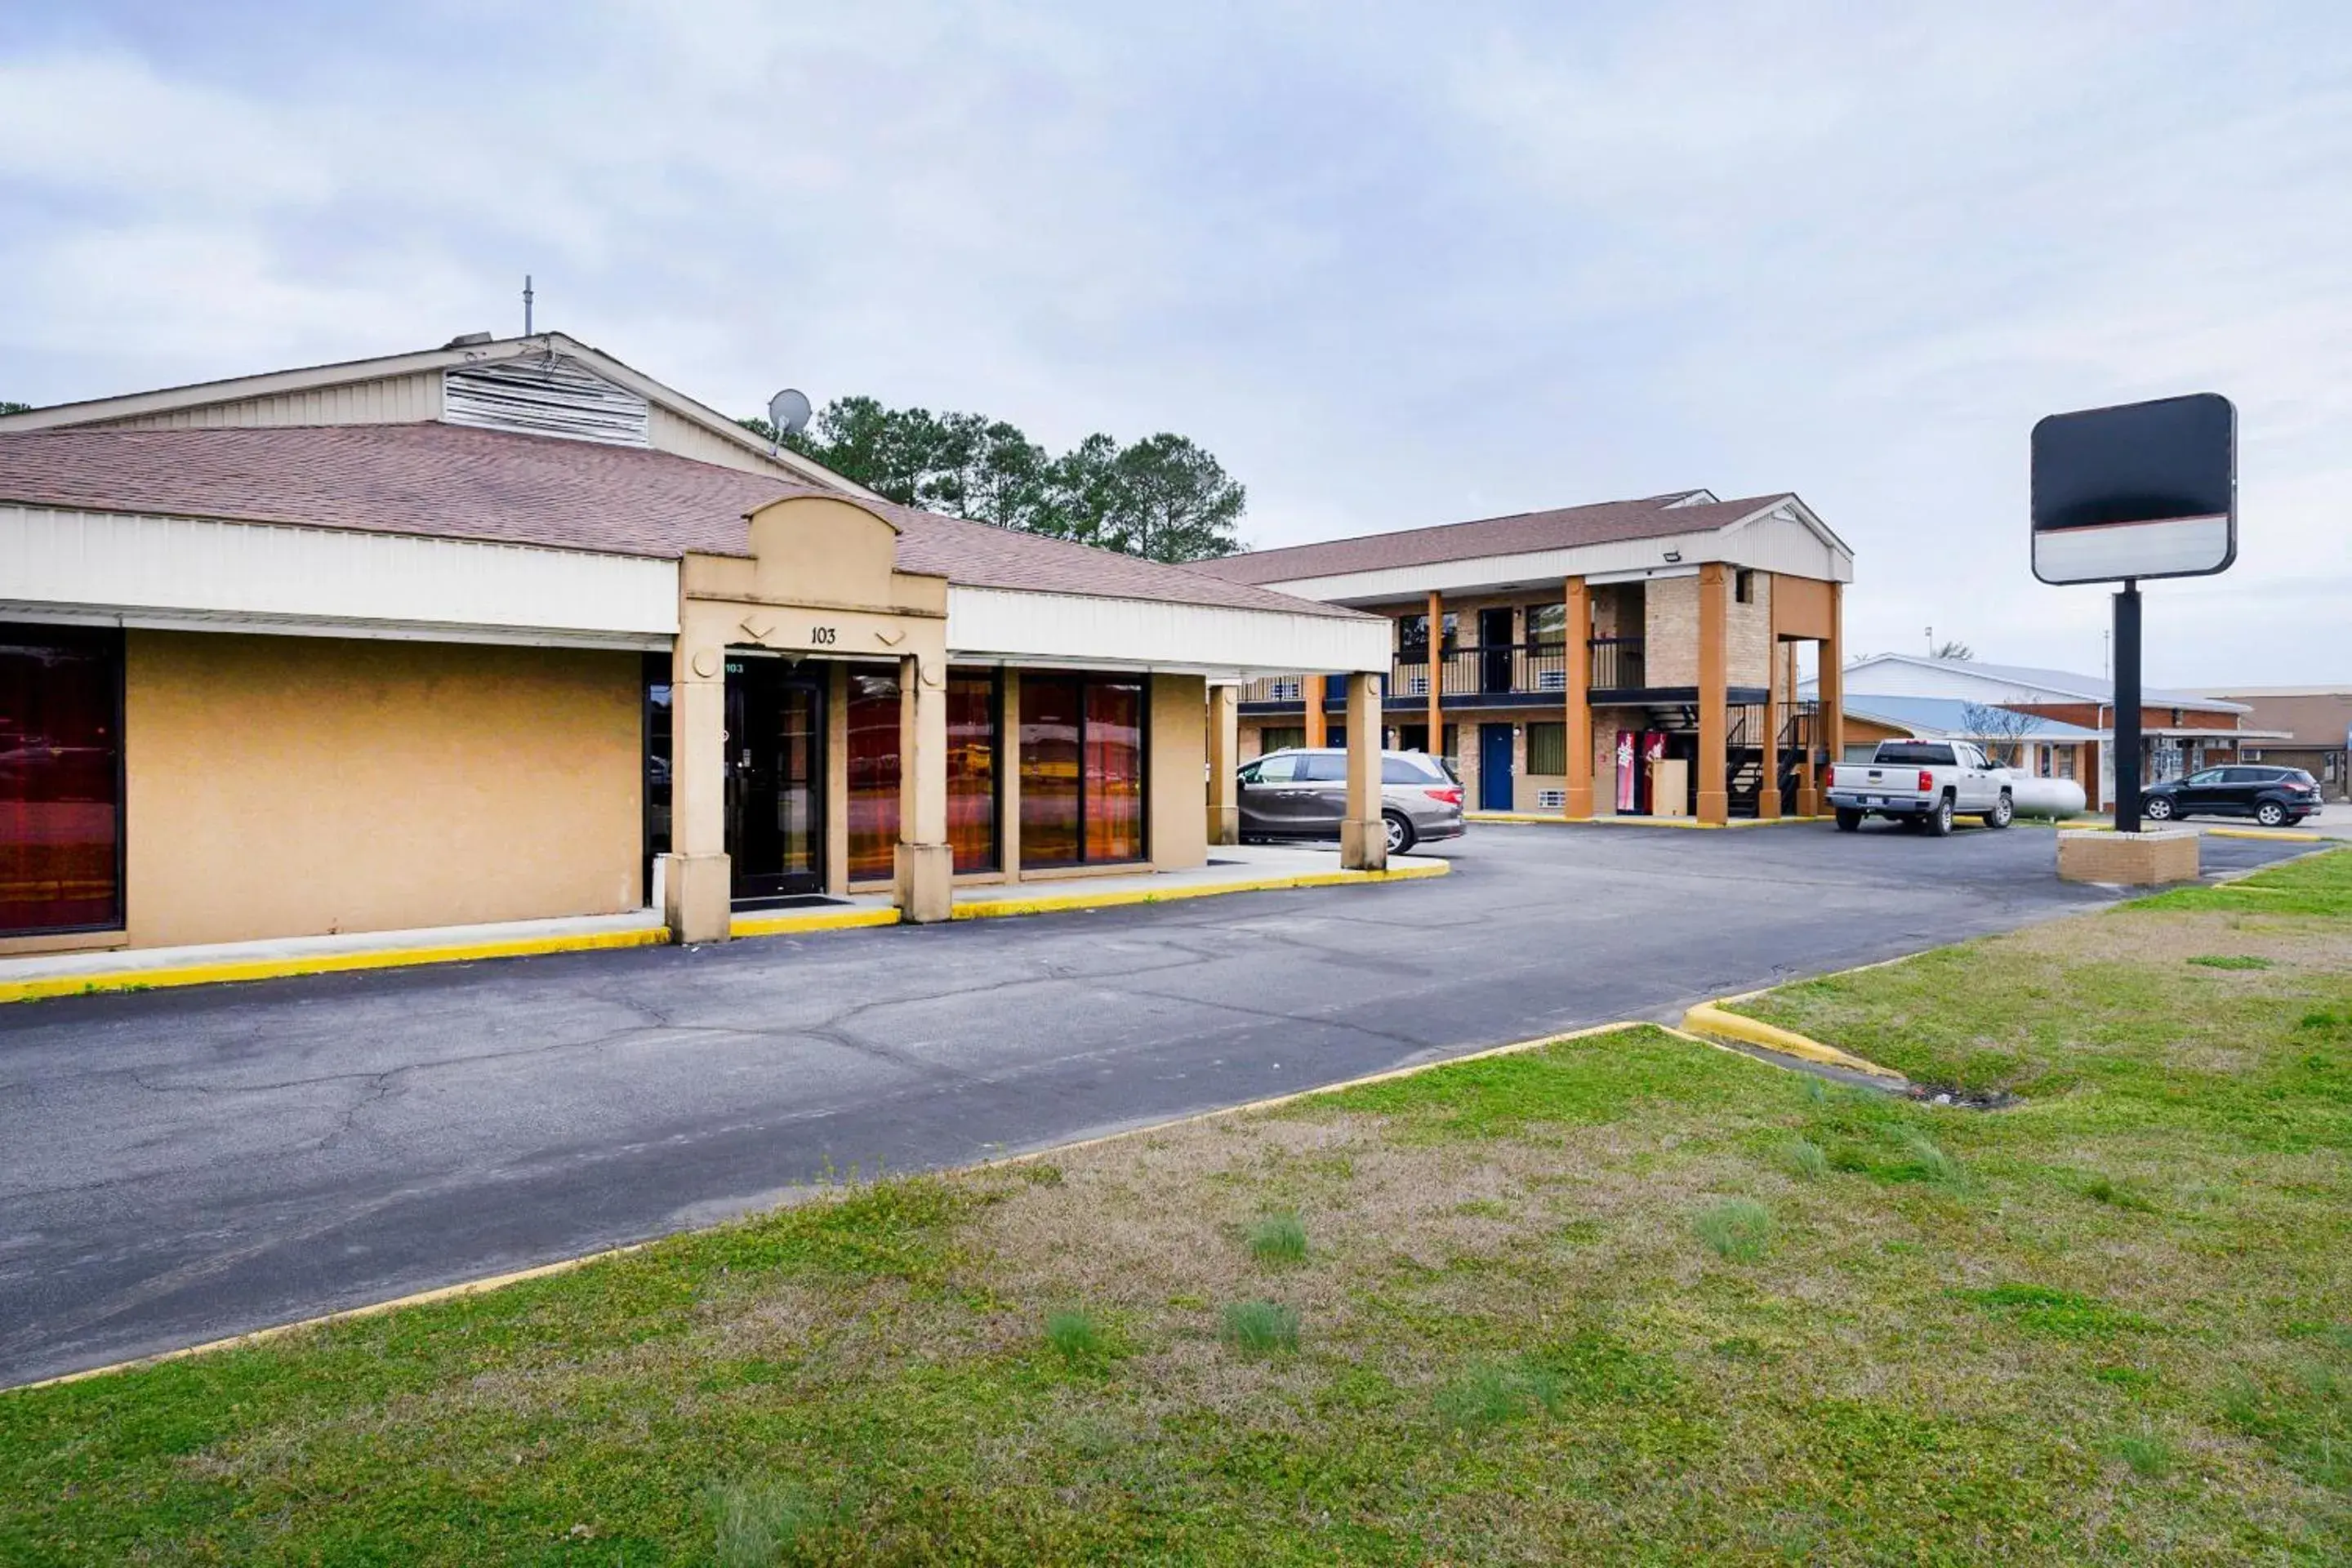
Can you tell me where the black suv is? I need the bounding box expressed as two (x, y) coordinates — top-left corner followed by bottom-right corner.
(2140, 764), (2319, 827)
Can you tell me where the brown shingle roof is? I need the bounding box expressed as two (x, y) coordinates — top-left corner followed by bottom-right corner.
(1192, 492), (1795, 585)
(0, 424), (1362, 619)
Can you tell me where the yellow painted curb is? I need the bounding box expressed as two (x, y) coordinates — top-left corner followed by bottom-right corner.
(729, 906), (901, 938)
(11, 1242), (653, 1393)
(1466, 812), (1833, 830)
(950, 859), (1449, 920)
(0, 927), (670, 1007)
(2204, 826), (2326, 844)
(1679, 1000), (1906, 1081)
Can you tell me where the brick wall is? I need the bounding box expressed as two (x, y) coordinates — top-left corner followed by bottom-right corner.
(1726, 571), (1772, 688)
(1645, 576), (1700, 687)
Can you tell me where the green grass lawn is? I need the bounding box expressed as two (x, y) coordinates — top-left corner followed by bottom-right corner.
(5, 852), (2349, 1565)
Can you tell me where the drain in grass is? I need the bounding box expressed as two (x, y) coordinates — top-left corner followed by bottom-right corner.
(1692, 1198), (1773, 1262)
(1245, 1210), (1309, 1265)
(1221, 1299), (1300, 1356)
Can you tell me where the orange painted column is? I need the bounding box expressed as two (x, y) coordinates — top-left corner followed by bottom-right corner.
(1425, 590), (1444, 768)
(1562, 577), (1593, 818)
(1303, 674), (1327, 749)
(1757, 584), (1783, 821)
(1696, 563), (1730, 825)
(1790, 641), (1818, 815)
(1820, 582), (1845, 780)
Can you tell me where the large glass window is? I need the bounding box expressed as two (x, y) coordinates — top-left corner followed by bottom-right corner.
(1, 625), (122, 935)
(846, 670), (902, 882)
(947, 670), (1000, 874)
(1021, 674), (1147, 868)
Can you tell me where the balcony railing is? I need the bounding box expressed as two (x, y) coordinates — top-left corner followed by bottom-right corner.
(1242, 636), (1653, 708)
(1588, 636), (1646, 691)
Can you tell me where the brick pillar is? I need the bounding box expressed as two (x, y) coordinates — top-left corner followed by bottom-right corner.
(1562, 577), (1593, 819)
(1757, 635), (1782, 821)
(1425, 590), (1443, 766)
(1696, 563), (1730, 825)
(1303, 674), (1327, 749)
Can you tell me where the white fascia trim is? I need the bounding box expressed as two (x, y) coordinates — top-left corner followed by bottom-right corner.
(1724, 494), (1856, 561)
(0, 505), (679, 644)
(0, 603), (670, 653)
(947, 586), (1389, 675)
(1252, 533), (1731, 604)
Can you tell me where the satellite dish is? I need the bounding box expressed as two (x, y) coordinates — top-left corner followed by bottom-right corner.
(766, 388), (813, 439)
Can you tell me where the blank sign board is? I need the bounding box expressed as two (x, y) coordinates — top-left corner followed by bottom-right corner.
(2031, 393), (2235, 584)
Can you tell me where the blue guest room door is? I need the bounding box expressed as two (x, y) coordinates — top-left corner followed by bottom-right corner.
(1479, 723), (1515, 811)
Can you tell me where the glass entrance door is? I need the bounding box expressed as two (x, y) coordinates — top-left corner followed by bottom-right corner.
(725, 657), (826, 902)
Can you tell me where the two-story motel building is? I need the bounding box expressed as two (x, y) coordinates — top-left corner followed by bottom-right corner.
(1193, 491), (1856, 825)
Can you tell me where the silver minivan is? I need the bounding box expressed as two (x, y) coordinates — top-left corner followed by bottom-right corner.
(1236, 748), (1466, 854)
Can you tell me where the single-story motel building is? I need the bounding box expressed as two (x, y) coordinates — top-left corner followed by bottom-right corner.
(0, 334), (1394, 963)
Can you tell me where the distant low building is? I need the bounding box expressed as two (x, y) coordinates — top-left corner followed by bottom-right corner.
(1839, 695), (2100, 788)
(2194, 688), (2352, 800)
(1806, 654), (2284, 812)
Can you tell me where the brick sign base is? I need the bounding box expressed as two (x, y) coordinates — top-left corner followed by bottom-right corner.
(2057, 827), (2200, 888)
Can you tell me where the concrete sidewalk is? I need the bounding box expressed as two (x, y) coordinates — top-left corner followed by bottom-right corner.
(0, 845), (1445, 1003)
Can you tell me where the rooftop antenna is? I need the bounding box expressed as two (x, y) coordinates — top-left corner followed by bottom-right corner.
(1925, 625), (1934, 657)
(765, 388), (812, 456)
(523, 274), (534, 336)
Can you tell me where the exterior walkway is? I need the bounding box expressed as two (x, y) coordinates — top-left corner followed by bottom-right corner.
(0, 847), (1444, 1004)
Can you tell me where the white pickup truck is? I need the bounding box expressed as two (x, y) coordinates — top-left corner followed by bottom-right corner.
(1828, 739), (2014, 836)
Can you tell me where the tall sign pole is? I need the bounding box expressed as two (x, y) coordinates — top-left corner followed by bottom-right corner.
(2113, 580), (2140, 831)
(2031, 393), (2235, 834)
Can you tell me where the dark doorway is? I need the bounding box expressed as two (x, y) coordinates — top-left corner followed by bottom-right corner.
(1478, 608), (1515, 693)
(1479, 722), (1515, 811)
(725, 655), (827, 902)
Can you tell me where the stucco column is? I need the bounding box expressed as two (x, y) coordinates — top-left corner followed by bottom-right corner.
(1207, 684), (1240, 845)
(1696, 562), (1730, 825)
(1303, 674), (1328, 749)
(894, 653), (953, 922)
(1820, 582), (1845, 783)
(662, 639), (733, 943)
(1562, 577), (1593, 819)
(1424, 590), (1444, 764)
(1339, 671), (1388, 871)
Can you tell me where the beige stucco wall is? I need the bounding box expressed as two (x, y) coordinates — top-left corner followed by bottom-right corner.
(123, 630), (642, 947)
(1150, 673), (1209, 871)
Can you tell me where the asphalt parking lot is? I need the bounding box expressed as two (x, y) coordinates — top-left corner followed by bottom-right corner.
(0, 819), (2317, 1386)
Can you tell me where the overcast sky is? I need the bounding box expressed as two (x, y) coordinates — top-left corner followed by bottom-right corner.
(4, 2), (2347, 685)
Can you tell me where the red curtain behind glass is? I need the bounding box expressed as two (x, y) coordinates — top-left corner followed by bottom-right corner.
(845, 675), (901, 881)
(1019, 674), (1145, 868)
(0, 627), (122, 933)
(946, 671), (999, 873)
(1083, 681), (1143, 861)
(1019, 675), (1081, 866)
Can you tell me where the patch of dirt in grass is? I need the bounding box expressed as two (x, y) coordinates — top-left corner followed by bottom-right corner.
(2016, 908), (2352, 973)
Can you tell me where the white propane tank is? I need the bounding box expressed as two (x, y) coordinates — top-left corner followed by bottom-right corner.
(1997, 768), (2087, 818)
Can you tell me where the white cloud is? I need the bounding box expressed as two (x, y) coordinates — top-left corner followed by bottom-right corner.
(2, 2), (2347, 684)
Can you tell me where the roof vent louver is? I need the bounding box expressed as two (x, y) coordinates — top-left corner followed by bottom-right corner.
(443, 332), (494, 348)
(443, 358), (652, 448)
